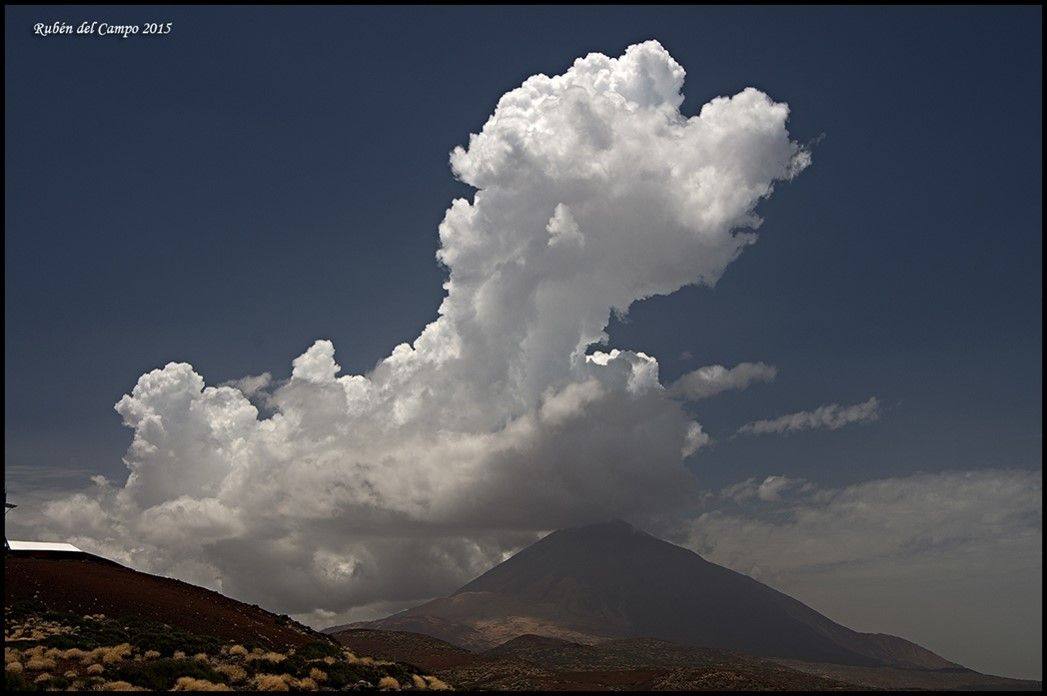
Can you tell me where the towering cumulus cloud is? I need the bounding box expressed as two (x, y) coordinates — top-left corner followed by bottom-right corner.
(38, 41), (809, 620)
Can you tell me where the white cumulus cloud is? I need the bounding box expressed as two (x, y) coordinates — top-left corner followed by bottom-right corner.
(25, 40), (810, 621)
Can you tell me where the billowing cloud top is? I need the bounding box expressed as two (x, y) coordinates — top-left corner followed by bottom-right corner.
(37, 41), (810, 618)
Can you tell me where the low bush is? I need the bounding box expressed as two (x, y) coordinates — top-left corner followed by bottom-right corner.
(171, 676), (233, 691)
(5, 668), (34, 691)
(295, 641), (342, 661)
(112, 657), (229, 691)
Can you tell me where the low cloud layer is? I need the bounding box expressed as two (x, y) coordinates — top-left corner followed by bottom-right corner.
(668, 362), (777, 401)
(678, 469), (1042, 678)
(22, 41), (811, 618)
(738, 396), (880, 435)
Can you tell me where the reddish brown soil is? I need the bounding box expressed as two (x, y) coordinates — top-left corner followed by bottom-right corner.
(4, 552), (319, 650)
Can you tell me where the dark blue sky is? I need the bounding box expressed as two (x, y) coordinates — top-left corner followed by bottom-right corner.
(5, 5), (1042, 493)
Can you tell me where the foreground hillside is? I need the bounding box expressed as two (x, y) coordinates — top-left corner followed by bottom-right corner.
(4, 552), (449, 692)
(5, 553), (317, 650)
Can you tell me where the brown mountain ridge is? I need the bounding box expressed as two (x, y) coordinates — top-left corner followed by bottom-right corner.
(332, 519), (1040, 690)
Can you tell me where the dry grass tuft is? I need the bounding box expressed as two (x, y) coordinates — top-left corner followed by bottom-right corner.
(424, 675), (451, 690)
(25, 656), (57, 671)
(252, 673), (291, 691)
(378, 675), (401, 690)
(246, 651), (286, 665)
(102, 644), (133, 664)
(171, 676), (233, 691)
(214, 663), (247, 683)
(97, 680), (146, 691)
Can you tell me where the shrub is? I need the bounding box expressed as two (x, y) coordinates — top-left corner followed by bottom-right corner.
(252, 673), (291, 691)
(24, 657), (56, 671)
(41, 634), (82, 650)
(214, 663), (247, 683)
(4, 668), (33, 691)
(308, 667), (327, 682)
(87, 663), (105, 675)
(44, 674), (70, 689)
(7, 599), (46, 619)
(102, 643), (133, 664)
(99, 681), (144, 691)
(295, 641), (342, 661)
(424, 676), (451, 691)
(112, 658), (228, 692)
(227, 645), (248, 657)
(171, 676), (232, 691)
(378, 675), (400, 690)
(104, 617), (220, 657)
(319, 661), (368, 689)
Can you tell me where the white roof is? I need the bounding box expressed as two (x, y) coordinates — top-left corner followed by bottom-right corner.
(7, 540), (83, 552)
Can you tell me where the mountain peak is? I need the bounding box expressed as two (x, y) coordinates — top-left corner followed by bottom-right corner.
(368, 522), (960, 672)
(559, 518), (638, 536)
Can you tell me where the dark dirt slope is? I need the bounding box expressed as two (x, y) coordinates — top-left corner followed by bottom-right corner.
(364, 520), (958, 669)
(332, 628), (475, 670)
(4, 551), (318, 650)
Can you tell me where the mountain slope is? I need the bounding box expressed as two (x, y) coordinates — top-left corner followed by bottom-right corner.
(4, 551), (317, 649)
(5, 552), (322, 648)
(5, 551), (450, 691)
(356, 520), (957, 669)
(332, 629), (853, 691)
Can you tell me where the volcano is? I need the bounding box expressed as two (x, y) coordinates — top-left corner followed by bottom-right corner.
(350, 520), (957, 670)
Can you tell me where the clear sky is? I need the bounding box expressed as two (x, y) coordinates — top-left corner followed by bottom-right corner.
(5, 5), (1042, 680)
